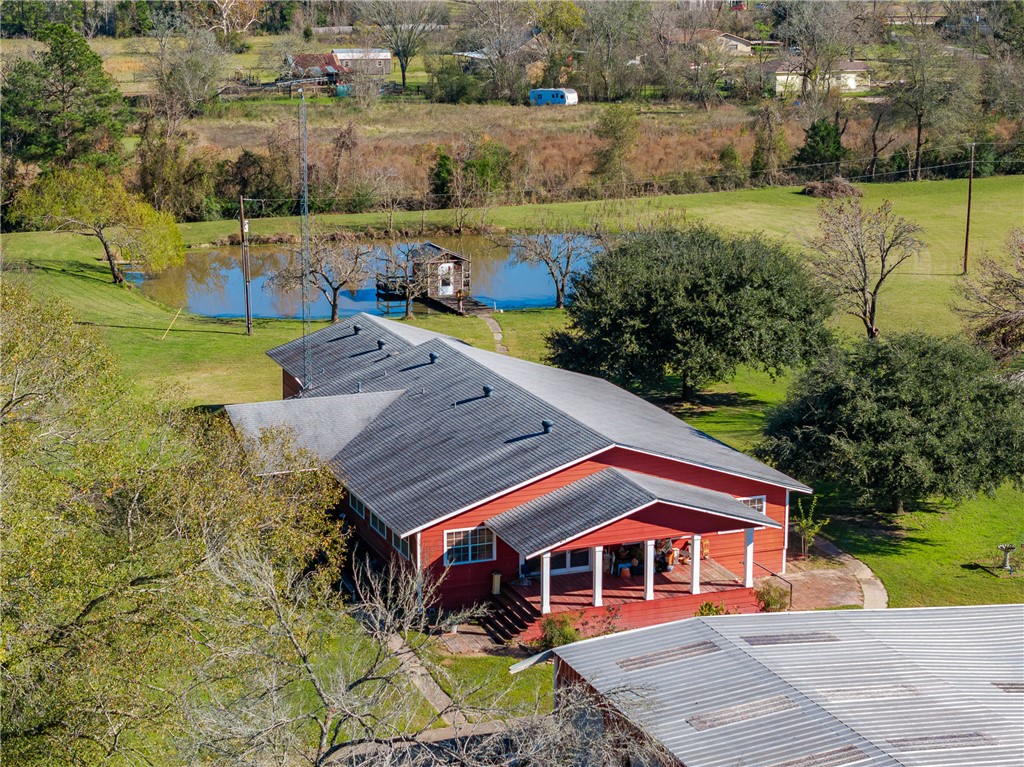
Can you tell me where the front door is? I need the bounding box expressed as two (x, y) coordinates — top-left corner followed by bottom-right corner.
(524, 548), (592, 577)
(437, 263), (454, 296)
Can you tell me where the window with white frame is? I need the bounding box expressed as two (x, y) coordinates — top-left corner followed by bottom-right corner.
(369, 510), (387, 538)
(738, 496), (767, 515)
(444, 527), (495, 565)
(348, 492), (365, 518)
(391, 531), (410, 559)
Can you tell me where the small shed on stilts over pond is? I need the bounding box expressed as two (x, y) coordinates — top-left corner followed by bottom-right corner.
(376, 241), (490, 316)
(409, 242), (471, 300)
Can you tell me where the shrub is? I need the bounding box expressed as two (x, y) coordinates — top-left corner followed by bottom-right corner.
(694, 601), (733, 617)
(802, 177), (861, 199)
(537, 613), (580, 649)
(755, 583), (790, 613)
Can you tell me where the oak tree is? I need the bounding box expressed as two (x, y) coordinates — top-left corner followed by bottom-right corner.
(548, 226), (833, 396)
(758, 333), (1024, 514)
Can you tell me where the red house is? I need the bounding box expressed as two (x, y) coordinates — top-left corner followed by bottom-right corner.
(226, 314), (810, 641)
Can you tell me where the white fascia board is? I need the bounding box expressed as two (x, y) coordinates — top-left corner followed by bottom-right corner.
(614, 444), (813, 494)
(524, 498), (779, 560)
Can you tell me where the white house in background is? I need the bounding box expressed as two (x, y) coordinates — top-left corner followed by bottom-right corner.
(666, 28), (755, 56)
(331, 48), (392, 75)
(773, 59), (871, 95)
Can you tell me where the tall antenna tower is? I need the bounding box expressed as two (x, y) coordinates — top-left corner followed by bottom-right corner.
(298, 88), (313, 392)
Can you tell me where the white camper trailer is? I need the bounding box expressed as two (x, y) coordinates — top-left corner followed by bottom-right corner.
(529, 88), (579, 106)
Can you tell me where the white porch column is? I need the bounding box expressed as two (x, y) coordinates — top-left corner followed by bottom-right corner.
(541, 552), (552, 615)
(691, 534), (702, 596)
(592, 546), (603, 607)
(644, 539), (655, 601)
(744, 528), (755, 588)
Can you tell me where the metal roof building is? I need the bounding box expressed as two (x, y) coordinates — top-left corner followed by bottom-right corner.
(546, 604), (1024, 767)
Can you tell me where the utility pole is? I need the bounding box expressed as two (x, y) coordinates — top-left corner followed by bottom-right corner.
(962, 142), (975, 275)
(299, 88), (313, 392)
(239, 195), (253, 336)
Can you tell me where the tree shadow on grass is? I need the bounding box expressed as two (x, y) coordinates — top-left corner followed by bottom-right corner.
(812, 484), (941, 558)
(75, 319), (244, 336)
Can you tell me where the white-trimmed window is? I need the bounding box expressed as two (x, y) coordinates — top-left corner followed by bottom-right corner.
(348, 492), (365, 519)
(739, 496), (767, 515)
(369, 510), (387, 538)
(444, 527), (495, 565)
(392, 531), (410, 559)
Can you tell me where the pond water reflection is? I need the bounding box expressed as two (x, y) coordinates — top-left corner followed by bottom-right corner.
(137, 235), (591, 319)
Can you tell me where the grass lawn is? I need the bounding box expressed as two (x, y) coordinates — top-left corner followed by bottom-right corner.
(827, 487), (1024, 608)
(431, 652), (554, 716)
(492, 308), (568, 363)
(2, 231), (494, 405)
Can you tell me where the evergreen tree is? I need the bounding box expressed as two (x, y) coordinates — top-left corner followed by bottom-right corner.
(793, 118), (845, 180)
(1, 24), (126, 169)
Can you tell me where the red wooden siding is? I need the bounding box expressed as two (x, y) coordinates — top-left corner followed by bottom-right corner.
(283, 370), (301, 399)
(551, 502), (757, 554)
(345, 445), (790, 612)
(419, 459), (610, 609)
(594, 448), (789, 573)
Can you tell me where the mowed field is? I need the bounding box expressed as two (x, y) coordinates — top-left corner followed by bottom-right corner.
(4, 176), (1023, 609)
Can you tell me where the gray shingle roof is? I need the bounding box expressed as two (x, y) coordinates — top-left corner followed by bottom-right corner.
(260, 313), (810, 536)
(224, 391), (403, 473)
(488, 468), (780, 557)
(552, 605), (1024, 767)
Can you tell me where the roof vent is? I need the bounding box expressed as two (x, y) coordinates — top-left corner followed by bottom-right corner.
(483, 385), (493, 397)
(353, 323), (362, 334)
(377, 339), (386, 350)
(542, 419), (554, 434)
(429, 352), (439, 364)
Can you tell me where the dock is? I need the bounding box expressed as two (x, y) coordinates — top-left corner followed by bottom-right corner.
(422, 294), (493, 317)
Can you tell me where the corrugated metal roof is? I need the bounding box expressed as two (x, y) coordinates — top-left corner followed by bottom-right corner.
(332, 48), (392, 60)
(260, 314), (811, 535)
(553, 605), (1024, 767)
(487, 467), (780, 557)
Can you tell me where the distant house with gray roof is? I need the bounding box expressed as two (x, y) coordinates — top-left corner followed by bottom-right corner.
(226, 313), (811, 642)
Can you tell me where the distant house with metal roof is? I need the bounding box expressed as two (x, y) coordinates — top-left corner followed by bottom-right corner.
(532, 604), (1024, 767)
(226, 313), (811, 642)
(332, 48), (392, 74)
(287, 53), (351, 83)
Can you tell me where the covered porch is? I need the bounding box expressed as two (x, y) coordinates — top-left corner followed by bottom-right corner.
(486, 467), (779, 620)
(508, 555), (744, 614)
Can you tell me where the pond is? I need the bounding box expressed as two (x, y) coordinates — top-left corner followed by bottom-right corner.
(136, 235), (592, 319)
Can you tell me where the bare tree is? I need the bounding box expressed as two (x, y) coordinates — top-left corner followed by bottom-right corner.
(505, 217), (603, 309)
(750, 100), (789, 186)
(887, 26), (979, 180)
(777, 1), (864, 97)
(192, 0), (264, 37)
(146, 15), (227, 136)
(455, 0), (532, 102)
(363, 1), (445, 90)
(269, 226), (375, 322)
(681, 37), (729, 111)
(378, 244), (431, 318)
(182, 545), (667, 767)
(808, 198), (924, 338)
(956, 228), (1024, 363)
